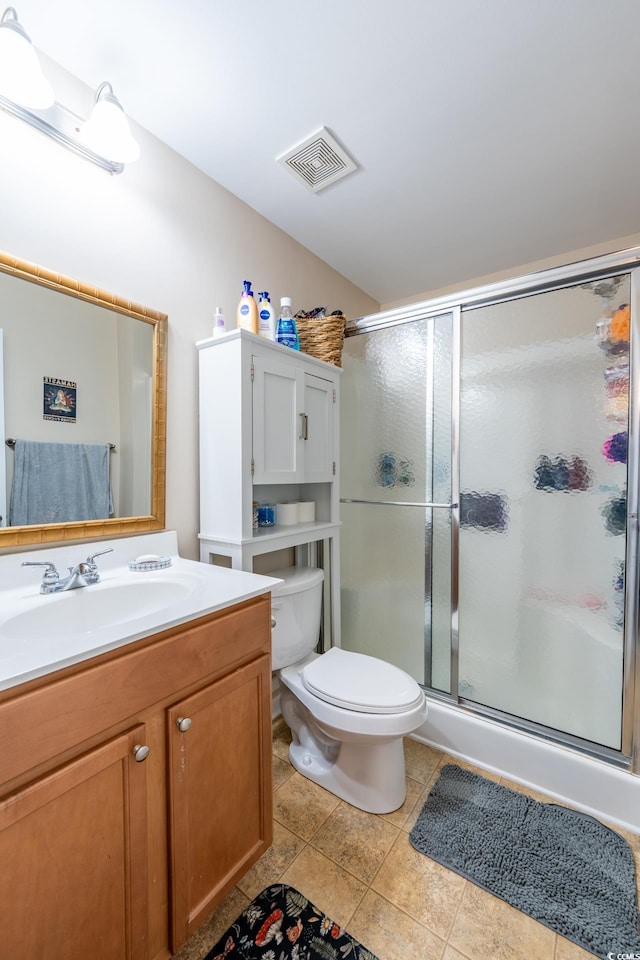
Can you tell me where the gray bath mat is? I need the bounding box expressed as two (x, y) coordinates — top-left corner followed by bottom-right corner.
(409, 764), (640, 959)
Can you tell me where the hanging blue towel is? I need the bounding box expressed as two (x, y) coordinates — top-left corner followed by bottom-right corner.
(9, 439), (114, 526)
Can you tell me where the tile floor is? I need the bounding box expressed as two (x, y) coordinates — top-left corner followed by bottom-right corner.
(175, 719), (640, 960)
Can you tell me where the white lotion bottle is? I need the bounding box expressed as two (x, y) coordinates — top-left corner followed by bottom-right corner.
(236, 280), (258, 332)
(257, 291), (276, 340)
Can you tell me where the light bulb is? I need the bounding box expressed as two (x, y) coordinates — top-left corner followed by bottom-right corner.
(79, 82), (140, 163)
(0, 7), (54, 108)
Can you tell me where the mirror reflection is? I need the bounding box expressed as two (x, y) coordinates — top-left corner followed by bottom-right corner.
(0, 252), (167, 547)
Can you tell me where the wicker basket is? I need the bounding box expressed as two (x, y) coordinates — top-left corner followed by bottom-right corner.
(295, 314), (346, 367)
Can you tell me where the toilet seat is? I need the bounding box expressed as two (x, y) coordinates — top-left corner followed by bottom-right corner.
(302, 647), (423, 715)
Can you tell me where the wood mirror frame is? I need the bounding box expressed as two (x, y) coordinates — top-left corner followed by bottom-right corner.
(0, 251), (167, 548)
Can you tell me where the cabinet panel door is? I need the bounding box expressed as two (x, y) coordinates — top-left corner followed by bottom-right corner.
(167, 654), (273, 951)
(303, 372), (335, 482)
(252, 357), (304, 483)
(0, 726), (149, 960)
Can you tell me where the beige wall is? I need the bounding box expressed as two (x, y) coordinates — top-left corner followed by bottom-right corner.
(0, 58), (378, 558)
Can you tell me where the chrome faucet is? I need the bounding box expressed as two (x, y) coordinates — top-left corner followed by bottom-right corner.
(22, 548), (114, 594)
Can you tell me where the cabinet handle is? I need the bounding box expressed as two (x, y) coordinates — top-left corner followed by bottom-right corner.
(299, 412), (308, 440)
(176, 716), (192, 733)
(132, 744), (150, 762)
(271, 617), (276, 628)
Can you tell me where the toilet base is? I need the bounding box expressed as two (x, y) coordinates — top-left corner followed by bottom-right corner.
(279, 679), (409, 813)
(288, 735), (407, 814)
(278, 657), (427, 814)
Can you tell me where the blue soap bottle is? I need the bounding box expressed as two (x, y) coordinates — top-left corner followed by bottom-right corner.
(275, 296), (300, 350)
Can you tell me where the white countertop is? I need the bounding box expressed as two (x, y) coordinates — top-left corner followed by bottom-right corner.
(0, 531), (280, 691)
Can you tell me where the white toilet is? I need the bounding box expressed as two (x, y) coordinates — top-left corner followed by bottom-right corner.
(271, 566), (427, 814)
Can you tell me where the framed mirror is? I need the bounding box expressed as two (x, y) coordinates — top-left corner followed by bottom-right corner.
(0, 250), (167, 548)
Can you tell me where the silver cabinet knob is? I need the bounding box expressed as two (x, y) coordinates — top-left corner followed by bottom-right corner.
(176, 716), (192, 732)
(132, 744), (150, 762)
(271, 618), (276, 628)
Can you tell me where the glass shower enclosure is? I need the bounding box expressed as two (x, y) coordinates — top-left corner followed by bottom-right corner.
(340, 255), (639, 766)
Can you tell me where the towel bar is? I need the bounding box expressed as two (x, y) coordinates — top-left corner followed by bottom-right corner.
(6, 438), (116, 451)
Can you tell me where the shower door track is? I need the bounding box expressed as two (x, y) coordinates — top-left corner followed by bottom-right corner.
(451, 692), (632, 771)
(346, 248), (640, 335)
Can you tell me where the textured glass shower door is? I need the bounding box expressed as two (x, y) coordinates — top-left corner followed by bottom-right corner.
(341, 270), (633, 757)
(458, 279), (630, 749)
(340, 314), (453, 689)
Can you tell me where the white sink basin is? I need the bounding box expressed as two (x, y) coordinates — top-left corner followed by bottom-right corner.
(1, 579), (194, 641)
(0, 531), (281, 692)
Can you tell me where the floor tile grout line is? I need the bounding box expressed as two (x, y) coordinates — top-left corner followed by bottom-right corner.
(364, 882), (451, 944)
(276, 837), (311, 883)
(277, 837), (370, 936)
(365, 823), (406, 892)
(273, 790), (341, 844)
(443, 879), (473, 954)
(342, 882), (368, 934)
(306, 821), (401, 888)
(272, 812), (328, 845)
(369, 836), (467, 946)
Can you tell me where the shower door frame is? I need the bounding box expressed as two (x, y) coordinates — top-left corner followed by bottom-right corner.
(345, 246), (640, 775)
(340, 309), (459, 694)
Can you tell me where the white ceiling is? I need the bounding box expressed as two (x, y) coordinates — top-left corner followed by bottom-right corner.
(11, 0), (640, 305)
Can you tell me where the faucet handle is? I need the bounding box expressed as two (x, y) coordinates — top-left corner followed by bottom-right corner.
(21, 560), (60, 586)
(79, 547), (113, 584)
(85, 548), (114, 564)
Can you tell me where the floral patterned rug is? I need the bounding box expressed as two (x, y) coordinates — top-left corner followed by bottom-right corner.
(204, 884), (378, 960)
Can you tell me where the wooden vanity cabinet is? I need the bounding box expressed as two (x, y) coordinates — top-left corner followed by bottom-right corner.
(167, 655), (271, 947)
(0, 594), (273, 960)
(0, 724), (150, 960)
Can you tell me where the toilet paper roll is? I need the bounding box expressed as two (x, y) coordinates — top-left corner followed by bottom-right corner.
(275, 502), (299, 525)
(297, 501), (316, 523)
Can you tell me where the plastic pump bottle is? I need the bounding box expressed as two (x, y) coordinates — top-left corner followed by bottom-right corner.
(212, 306), (226, 338)
(275, 297), (300, 350)
(236, 280), (258, 333)
(257, 291), (276, 340)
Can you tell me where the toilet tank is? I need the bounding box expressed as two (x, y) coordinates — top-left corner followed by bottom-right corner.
(270, 566), (324, 670)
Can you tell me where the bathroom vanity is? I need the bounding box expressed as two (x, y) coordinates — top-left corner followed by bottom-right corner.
(0, 533), (276, 960)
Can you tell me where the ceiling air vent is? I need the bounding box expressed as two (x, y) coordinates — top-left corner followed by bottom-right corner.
(277, 127), (358, 194)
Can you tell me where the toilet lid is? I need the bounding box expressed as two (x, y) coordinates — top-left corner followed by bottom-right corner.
(302, 647), (423, 714)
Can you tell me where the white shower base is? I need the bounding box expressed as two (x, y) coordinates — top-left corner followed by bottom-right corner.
(415, 698), (640, 835)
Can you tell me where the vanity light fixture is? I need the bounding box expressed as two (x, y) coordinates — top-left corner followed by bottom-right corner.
(0, 6), (140, 174)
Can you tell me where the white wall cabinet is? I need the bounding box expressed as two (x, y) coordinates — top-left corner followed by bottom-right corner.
(197, 329), (342, 645)
(252, 357), (335, 484)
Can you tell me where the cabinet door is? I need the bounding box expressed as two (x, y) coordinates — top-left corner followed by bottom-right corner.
(0, 726), (149, 960)
(167, 654), (273, 951)
(252, 356), (304, 483)
(303, 372), (335, 482)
